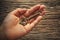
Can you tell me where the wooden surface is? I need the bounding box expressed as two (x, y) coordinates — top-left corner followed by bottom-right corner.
(0, 0), (60, 40)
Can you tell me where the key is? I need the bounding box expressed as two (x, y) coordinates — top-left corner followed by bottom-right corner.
(19, 11), (41, 26)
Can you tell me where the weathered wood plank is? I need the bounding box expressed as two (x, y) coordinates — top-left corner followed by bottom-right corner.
(0, 0), (60, 40)
(3, 0), (57, 2)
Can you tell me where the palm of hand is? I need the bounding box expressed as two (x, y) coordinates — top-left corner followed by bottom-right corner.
(3, 14), (27, 39)
(2, 4), (45, 40)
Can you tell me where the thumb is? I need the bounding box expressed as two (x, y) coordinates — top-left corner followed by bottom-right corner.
(10, 8), (27, 17)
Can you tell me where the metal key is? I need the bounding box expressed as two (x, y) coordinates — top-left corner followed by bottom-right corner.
(19, 11), (41, 26)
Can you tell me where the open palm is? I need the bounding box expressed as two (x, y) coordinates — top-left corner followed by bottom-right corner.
(2, 4), (45, 40)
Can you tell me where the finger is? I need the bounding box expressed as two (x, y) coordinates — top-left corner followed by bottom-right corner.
(24, 14), (39, 32)
(40, 9), (46, 16)
(24, 16), (42, 32)
(29, 10), (46, 23)
(10, 8), (27, 17)
(39, 5), (46, 12)
(30, 16), (42, 27)
(24, 4), (40, 17)
(30, 8), (46, 27)
(28, 16), (37, 23)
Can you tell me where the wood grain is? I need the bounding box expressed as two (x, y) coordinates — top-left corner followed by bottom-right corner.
(0, 0), (60, 40)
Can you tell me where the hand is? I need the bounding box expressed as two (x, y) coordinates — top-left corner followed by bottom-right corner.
(1, 4), (46, 40)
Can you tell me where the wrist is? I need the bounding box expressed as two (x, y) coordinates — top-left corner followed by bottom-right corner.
(0, 25), (8, 40)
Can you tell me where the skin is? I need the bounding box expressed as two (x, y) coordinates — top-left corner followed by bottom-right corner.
(1, 4), (46, 40)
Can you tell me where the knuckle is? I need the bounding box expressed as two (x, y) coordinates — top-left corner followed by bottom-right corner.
(16, 8), (21, 10)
